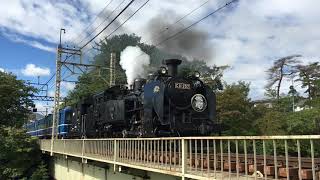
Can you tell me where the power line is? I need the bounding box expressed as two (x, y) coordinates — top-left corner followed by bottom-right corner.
(85, 0), (210, 55)
(39, 53), (75, 91)
(71, 0), (114, 45)
(50, 0), (118, 84)
(82, 0), (150, 55)
(148, 0), (211, 44)
(106, 0), (150, 39)
(53, 0), (232, 100)
(83, 0), (234, 63)
(80, 0), (136, 50)
(77, 0), (127, 47)
(154, 0), (238, 47)
(40, 72), (55, 90)
(108, 0), (237, 62)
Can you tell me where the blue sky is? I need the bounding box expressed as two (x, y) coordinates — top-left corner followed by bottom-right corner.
(0, 35), (55, 78)
(0, 0), (319, 112)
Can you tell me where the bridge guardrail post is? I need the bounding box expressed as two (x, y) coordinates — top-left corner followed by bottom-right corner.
(181, 138), (187, 180)
(63, 140), (66, 155)
(114, 139), (119, 172)
(50, 138), (54, 156)
(81, 139), (87, 163)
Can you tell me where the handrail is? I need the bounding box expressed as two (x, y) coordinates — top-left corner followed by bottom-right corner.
(40, 135), (320, 180)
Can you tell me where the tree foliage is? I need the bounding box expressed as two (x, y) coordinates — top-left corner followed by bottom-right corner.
(217, 81), (258, 135)
(256, 110), (287, 135)
(179, 60), (227, 91)
(285, 109), (320, 135)
(67, 33), (226, 102)
(0, 71), (48, 179)
(295, 62), (320, 99)
(0, 127), (48, 179)
(67, 34), (320, 141)
(265, 55), (301, 100)
(0, 71), (36, 127)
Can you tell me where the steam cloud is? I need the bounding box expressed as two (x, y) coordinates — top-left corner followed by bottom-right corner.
(146, 12), (213, 61)
(120, 46), (150, 85)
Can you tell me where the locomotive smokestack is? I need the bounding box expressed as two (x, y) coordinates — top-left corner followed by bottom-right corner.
(164, 59), (182, 77)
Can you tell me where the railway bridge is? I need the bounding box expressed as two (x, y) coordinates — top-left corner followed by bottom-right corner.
(40, 135), (320, 179)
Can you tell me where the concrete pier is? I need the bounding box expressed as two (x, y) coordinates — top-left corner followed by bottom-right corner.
(51, 155), (178, 180)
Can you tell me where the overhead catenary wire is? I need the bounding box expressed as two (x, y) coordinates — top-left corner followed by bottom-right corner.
(34, 1), (126, 104)
(80, 0), (136, 50)
(83, 0), (232, 58)
(84, 0), (210, 56)
(147, 0), (211, 44)
(77, 0), (127, 46)
(105, 0), (150, 39)
(82, 0), (151, 55)
(44, 0), (129, 95)
(48, 0), (234, 92)
(154, 0), (238, 47)
(40, 72), (55, 91)
(70, 0), (114, 45)
(46, 0), (130, 90)
(96, 0), (237, 62)
(39, 53), (75, 91)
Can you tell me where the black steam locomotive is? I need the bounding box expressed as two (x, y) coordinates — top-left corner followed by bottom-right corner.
(67, 59), (216, 137)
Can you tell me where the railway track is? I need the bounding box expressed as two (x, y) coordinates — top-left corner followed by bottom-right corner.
(117, 149), (320, 179)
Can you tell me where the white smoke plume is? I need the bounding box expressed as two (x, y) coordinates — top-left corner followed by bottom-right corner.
(120, 46), (150, 85)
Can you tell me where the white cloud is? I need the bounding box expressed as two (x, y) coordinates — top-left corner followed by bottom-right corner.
(0, 68), (4, 72)
(61, 82), (76, 91)
(0, 0), (87, 49)
(2, 31), (56, 52)
(34, 101), (53, 114)
(204, 0), (320, 99)
(1, 0), (319, 99)
(48, 90), (55, 97)
(21, 64), (50, 77)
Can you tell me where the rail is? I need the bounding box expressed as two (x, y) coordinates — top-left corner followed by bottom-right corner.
(40, 135), (320, 180)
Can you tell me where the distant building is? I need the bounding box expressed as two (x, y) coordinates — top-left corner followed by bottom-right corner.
(253, 98), (312, 112)
(253, 99), (274, 108)
(293, 99), (312, 112)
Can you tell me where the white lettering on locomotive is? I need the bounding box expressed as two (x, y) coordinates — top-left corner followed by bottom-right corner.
(175, 83), (191, 90)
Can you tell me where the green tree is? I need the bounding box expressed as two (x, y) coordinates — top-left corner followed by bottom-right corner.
(179, 60), (228, 91)
(0, 127), (48, 179)
(68, 34), (169, 103)
(0, 71), (36, 127)
(285, 108), (320, 135)
(296, 62), (320, 99)
(0, 71), (48, 179)
(217, 81), (257, 135)
(68, 33), (223, 102)
(256, 110), (287, 135)
(30, 161), (49, 180)
(265, 55), (301, 101)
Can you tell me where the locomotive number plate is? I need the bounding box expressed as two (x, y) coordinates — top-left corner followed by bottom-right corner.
(175, 83), (191, 90)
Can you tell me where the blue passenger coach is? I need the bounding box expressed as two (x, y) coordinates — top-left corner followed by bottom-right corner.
(25, 107), (73, 138)
(58, 106), (73, 138)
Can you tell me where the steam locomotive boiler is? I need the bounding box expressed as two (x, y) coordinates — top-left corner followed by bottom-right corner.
(66, 59), (217, 138)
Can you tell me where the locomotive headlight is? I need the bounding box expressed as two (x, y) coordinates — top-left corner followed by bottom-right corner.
(194, 71), (200, 78)
(191, 94), (207, 112)
(160, 67), (167, 74)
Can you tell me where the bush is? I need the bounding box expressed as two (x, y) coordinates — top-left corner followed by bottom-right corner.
(0, 127), (48, 179)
